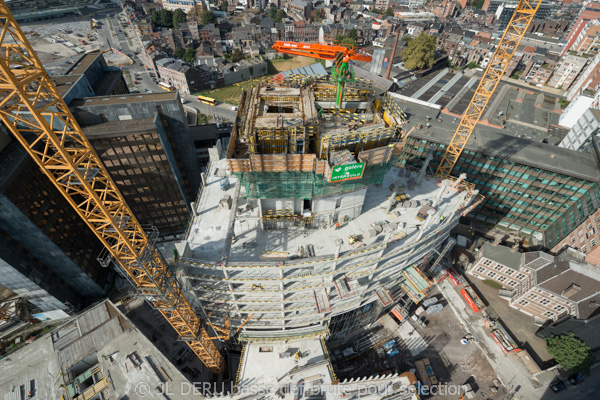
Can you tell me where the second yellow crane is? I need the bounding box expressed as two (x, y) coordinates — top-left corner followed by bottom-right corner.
(436, 0), (543, 177)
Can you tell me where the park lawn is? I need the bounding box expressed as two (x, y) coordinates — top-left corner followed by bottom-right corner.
(196, 80), (255, 105)
(268, 55), (317, 74)
(196, 56), (320, 105)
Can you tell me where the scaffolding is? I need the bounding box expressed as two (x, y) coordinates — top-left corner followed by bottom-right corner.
(261, 209), (314, 229)
(318, 126), (397, 160)
(399, 265), (432, 304)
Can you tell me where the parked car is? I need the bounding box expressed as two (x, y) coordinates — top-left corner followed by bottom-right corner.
(426, 304), (444, 315)
(550, 380), (567, 393)
(568, 373), (584, 385)
(423, 297), (438, 307)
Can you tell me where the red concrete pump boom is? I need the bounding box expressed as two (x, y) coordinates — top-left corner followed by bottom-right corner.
(272, 41), (372, 64)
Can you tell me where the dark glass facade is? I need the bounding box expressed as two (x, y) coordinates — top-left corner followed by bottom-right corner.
(2, 156), (108, 286)
(90, 132), (190, 238)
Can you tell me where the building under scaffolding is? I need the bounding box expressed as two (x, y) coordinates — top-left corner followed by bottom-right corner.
(178, 76), (481, 341)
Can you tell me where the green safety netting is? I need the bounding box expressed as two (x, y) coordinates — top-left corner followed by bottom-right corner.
(234, 158), (397, 199)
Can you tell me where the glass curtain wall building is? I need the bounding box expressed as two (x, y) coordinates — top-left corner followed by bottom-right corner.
(400, 132), (600, 249)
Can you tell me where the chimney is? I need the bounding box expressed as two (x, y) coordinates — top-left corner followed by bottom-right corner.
(562, 283), (581, 298)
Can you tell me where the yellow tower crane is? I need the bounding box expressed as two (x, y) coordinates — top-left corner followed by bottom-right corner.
(0, 2), (226, 373)
(435, 0), (543, 178)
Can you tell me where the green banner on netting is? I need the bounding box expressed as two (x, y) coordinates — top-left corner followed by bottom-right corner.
(330, 162), (365, 182)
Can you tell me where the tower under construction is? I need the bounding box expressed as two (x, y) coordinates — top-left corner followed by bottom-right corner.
(178, 76), (482, 341)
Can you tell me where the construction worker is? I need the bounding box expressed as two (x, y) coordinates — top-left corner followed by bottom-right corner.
(335, 222), (340, 230)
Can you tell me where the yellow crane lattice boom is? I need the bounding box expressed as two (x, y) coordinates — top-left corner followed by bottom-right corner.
(435, 0), (542, 178)
(0, 1), (224, 373)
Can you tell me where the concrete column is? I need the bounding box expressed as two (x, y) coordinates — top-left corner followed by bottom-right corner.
(334, 239), (343, 260)
(461, 190), (481, 216)
(452, 173), (467, 189)
(411, 209), (437, 247)
(434, 181), (447, 208)
(417, 153), (433, 185)
(386, 191), (397, 213)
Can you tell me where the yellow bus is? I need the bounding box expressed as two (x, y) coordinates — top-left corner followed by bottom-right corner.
(158, 82), (173, 91)
(197, 95), (217, 106)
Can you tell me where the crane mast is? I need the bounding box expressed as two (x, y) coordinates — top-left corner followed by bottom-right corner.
(435, 0), (543, 178)
(0, 1), (225, 373)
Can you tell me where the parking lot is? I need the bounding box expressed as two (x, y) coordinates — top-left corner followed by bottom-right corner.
(329, 288), (507, 399)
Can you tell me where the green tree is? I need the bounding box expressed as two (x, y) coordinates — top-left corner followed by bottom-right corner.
(347, 28), (358, 41)
(335, 35), (356, 47)
(274, 9), (287, 23)
(220, 0), (229, 12)
(546, 333), (595, 375)
(173, 9), (187, 29)
(184, 47), (196, 64)
(174, 47), (185, 59)
(269, 6), (277, 20)
(230, 48), (244, 63)
(385, 7), (394, 17)
(472, 0), (485, 9)
(316, 9), (325, 20)
(200, 10), (216, 25)
(401, 32), (436, 70)
(152, 9), (174, 28)
(467, 61), (479, 69)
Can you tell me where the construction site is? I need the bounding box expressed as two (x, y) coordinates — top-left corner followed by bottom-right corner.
(0, 0), (557, 399)
(180, 76), (481, 342)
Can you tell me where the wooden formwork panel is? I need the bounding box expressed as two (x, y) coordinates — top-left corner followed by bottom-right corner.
(358, 145), (394, 166)
(227, 159), (252, 173)
(392, 142), (405, 156)
(228, 154), (328, 173)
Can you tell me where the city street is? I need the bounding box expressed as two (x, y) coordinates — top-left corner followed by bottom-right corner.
(94, 12), (238, 122)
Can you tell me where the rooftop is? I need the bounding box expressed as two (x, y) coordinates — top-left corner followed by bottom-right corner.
(536, 260), (600, 302)
(70, 92), (178, 106)
(66, 52), (102, 76)
(0, 301), (193, 400)
(52, 75), (84, 97)
(279, 62), (327, 78)
(396, 70), (562, 143)
(234, 338), (417, 400)
(393, 96), (600, 182)
(481, 242), (523, 270)
(238, 339), (333, 396)
(82, 118), (158, 138)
